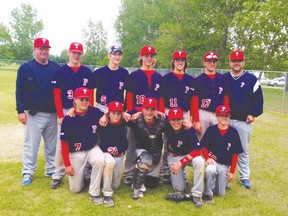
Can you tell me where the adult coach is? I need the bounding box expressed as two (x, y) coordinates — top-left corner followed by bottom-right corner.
(60, 87), (106, 205)
(50, 42), (93, 189)
(89, 45), (128, 113)
(223, 50), (263, 189)
(159, 50), (195, 182)
(192, 52), (230, 140)
(123, 45), (162, 185)
(16, 37), (59, 185)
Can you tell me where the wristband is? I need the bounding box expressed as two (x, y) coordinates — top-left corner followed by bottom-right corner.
(180, 156), (190, 166)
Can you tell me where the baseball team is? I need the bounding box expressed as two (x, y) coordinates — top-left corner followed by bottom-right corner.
(15, 37), (264, 208)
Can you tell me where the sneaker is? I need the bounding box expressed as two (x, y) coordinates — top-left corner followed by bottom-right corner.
(202, 195), (214, 203)
(241, 179), (251, 189)
(50, 179), (61, 189)
(140, 184), (146, 192)
(192, 196), (203, 208)
(132, 189), (144, 199)
(22, 174), (32, 186)
(103, 196), (115, 207)
(89, 195), (103, 205)
(124, 177), (133, 186)
(45, 172), (54, 177)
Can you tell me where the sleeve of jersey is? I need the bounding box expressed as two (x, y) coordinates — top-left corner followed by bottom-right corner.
(159, 97), (165, 113)
(223, 95), (229, 107)
(15, 66), (26, 113)
(201, 148), (210, 160)
(89, 88), (95, 107)
(191, 96), (199, 121)
(229, 154), (238, 174)
(61, 140), (71, 167)
(251, 82), (264, 117)
(189, 149), (201, 158)
(125, 91), (134, 112)
(54, 88), (64, 118)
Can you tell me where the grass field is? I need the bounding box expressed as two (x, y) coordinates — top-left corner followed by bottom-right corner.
(0, 69), (287, 215)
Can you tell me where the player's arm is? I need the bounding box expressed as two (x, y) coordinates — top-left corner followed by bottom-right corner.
(54, 88), (65, 125)
(228, 154), (238, 182)
(159, 97), (165, 113)
(16, 66), (28, 124)
(191, 95), (201, 133)
(125, 91), (134, 112)
(171, 149), (200, 174)
(61, 140), (74, 176)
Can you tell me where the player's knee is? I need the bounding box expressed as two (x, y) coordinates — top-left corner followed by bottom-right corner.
(193, 156), (205, 171)
(136, 151), (153, 172)
(205, 164), (216, 176)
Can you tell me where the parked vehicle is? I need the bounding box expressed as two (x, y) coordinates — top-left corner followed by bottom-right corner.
(259, 77), (271, 85)
(267, 77), (285, 87)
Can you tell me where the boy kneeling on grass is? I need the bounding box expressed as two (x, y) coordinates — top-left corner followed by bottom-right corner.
(201, 105), (243, 203)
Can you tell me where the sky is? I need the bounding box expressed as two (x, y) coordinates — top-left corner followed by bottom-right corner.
(0, 0), (121, 56)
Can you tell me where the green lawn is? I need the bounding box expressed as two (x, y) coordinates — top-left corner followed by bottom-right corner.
(0, 69), (287, 215)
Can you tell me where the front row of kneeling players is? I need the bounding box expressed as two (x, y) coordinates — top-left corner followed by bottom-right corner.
(61, 87), (243, 207)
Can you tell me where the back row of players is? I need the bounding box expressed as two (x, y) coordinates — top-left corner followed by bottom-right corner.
(16, 38), (263, 208)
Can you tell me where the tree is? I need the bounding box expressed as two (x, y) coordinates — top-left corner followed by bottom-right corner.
(82, 20), (108, 67)
(9, 3), (43, 60)
(0, 23), (14, 59)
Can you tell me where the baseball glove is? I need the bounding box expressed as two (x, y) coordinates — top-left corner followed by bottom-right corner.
(166, 192), (186, 203)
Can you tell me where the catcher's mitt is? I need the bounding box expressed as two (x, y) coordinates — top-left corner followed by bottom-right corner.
(166, 192), (186, 203)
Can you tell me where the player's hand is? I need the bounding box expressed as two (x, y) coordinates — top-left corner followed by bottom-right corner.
(193, 121), (202, 133)
(131, 112), (142, 121)
(155, 111), (165, 118)
(122, 112), (131, 122)
(99, 113), (109, 126)
(18, 113), (27, 125)
(170, 161), (182, 175)
(205, 158), (215, 166)
(66, 108), (75, 117)
(246, 115), (255, 123)
(183, 119), (192, 130)
(65, 166), (74, 176)
(227, 172), (235, 182)
(58, 117), (64, 125)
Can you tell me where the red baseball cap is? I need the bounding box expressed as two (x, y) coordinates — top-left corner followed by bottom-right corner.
(142, 97), (158, 109)
(74, 87), (91, 99)
(230, 50), (245, 61)
(172, 50), (187, 59)
(108, 101), (124, 112)
(204, 52), (218, 61)
(69, 42), (84, 53)
(216, 105), (231, 117)
(168, 108), (184, 120)
(140, 46), (156, 56)
(34, 38), (51, 48)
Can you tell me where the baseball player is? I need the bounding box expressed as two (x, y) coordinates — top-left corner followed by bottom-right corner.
(60, 87), (109, 205)
(16, 37), (59, 185)
(223, 50), (263, 189)
(165, 108), (205, 208)
(98, 101), (128, 196)
(89, 45), (128, 113)
(123, 46), (162, 185)
(128, 98), (166, 199)
(159, 50), (195, 183)
(201, 105), (243, 203)
(50, 42), (93, 189)
(192, 52), (230, 140)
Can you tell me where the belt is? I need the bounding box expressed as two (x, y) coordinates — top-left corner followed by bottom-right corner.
(168, 152), (182, 157)
(114, 152), (125, 157)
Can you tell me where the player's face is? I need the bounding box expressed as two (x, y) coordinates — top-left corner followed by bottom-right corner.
(109, 111), (122, 123)
(204, 60), (218, 74)
(141, 54), (156, 69)
(33, 47), (50, 64)
(74, 97), (90, 112)
(109, 51), (123, 65)
(69, 51), (83, 66)
(229, 60), (245, 74)
(173, 59), (186, 72)
(217, 115), (230, 126)
(142, 107), (157, 122)
(169, 118), (183, 132)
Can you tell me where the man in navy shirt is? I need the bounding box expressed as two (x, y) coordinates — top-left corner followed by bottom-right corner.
(223, 50), (263, 189)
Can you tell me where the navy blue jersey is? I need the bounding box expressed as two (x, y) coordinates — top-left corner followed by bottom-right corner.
(89, 66), (128, 105)
(160, 72), (195, 111)
(194, 73), (230, 112)
(223, 71), (263, 121)
(99, 121), (128, 154)
(16, 59), (59, 113)
(60, 107), (104, 153)
(125, 69), (162, 108)
(165, 125), (200, 155)
(51, 64), (92, 108)
(201, 125), (243, 165)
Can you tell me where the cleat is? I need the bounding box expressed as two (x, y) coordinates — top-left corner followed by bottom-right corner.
(192, 196), (203, 208)
(22, 174), (32, 186)
(50, 179), (61, 189)
(103, 196), (114, 207)
(90, 195), (103, 205)
(241, 179), (251, 189)
(202, 195), (214, 203)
